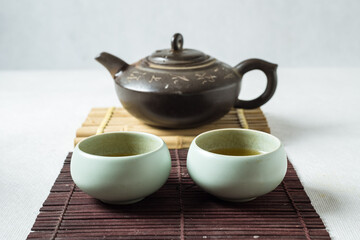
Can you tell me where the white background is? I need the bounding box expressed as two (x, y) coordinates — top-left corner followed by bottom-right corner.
(1, 1), (360, 240)
(1, 0), (360, 69)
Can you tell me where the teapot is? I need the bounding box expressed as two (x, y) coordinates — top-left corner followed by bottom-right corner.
(96, 33), (277, 128)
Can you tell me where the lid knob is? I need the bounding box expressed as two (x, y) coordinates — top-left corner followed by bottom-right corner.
(171, 33), (183, 51)
(147, 33), (211, 66)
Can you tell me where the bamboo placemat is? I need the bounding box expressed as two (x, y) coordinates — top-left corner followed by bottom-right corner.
(74, 107), (270, 148)
(27, 107), (331, 239)
(28, 150), (330, 240)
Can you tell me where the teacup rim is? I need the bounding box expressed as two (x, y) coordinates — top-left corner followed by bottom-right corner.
(193, 128), (282, 158)
(76, 131), (165, 159)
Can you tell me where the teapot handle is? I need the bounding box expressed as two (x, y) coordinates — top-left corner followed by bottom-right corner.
(233, 59), (277, 109)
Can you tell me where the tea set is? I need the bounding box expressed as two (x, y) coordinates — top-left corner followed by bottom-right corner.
(71, 33), (286, 204)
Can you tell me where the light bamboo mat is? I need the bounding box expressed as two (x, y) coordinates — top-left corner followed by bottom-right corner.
(75, 108), (270, 149)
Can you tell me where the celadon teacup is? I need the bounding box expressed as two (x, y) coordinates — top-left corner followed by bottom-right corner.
(187, 128), (287, 202)
(71, 131), (171, 205)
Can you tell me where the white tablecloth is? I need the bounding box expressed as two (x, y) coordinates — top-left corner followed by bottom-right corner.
(1, 69), (359, 239)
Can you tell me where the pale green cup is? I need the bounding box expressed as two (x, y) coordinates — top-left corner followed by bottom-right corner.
(187, 128), (287, 202)
(71, 131), (171, 205)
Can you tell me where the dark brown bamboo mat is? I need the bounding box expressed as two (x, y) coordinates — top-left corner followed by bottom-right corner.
(28, 150), (330, 240)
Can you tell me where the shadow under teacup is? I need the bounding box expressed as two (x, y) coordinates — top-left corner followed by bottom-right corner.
(71, 131), (171, 205)
(187, 128), (287, 202)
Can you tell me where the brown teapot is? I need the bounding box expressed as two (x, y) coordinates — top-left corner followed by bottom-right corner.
(96, 33), (277, 128)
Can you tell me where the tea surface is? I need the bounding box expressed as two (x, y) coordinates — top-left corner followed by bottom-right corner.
(103, 153), (138, 157)
(209, 148), (263, 156)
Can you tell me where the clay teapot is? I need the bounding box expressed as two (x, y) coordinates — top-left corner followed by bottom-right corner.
(96, 33), (277, 128)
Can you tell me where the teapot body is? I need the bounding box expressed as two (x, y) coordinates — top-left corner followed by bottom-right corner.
(114, 59), (240, 128)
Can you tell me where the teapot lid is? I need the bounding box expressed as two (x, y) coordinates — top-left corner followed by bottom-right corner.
(146, 33), (214, 67)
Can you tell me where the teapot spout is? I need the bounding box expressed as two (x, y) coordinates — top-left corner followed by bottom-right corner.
(95, 52), (129, 79)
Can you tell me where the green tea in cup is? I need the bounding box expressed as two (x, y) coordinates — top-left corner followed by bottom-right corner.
(209, 148), (263, 156)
